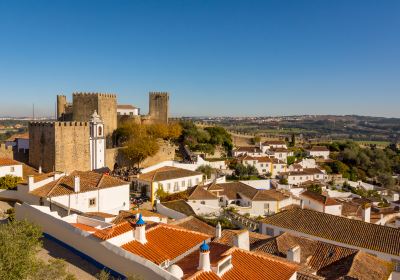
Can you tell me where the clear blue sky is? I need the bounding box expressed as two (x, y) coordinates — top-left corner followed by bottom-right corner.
(0, 0), (399, 117)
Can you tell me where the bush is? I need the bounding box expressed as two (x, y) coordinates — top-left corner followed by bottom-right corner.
(0, 175), (21, 190)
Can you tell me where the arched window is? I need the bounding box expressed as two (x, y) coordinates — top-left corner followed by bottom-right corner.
(98, 126), (102, 136)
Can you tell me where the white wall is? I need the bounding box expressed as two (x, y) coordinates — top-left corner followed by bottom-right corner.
(308, 151), (330, 159)
(117, 108), (139, 116)
(0, 164), (23, 178)
(187, 201), (220, 216)
(15, 203), (179, 280)
(51, 184), (130, 215)
(156, 203), (187, 220)
(240, 180), (271, 190)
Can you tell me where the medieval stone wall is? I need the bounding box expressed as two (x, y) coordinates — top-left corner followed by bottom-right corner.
(0, 144), (13, 159)
(29, 122), (90, 173)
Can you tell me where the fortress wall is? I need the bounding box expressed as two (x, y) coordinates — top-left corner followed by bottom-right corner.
(29, 122), (56, 172)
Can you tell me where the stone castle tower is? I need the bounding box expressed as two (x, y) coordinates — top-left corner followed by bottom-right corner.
(57, 93), (117, 147)
(148, 92), (169, 124)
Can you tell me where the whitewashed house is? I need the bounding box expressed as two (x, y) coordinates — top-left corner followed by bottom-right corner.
(240, 155), (286, 177)
(0, 158), (23, 178)
(117, 104), (139, 116)
(28, 170), (130, 215)
(266, 147), (292, 162)
(307, 146), (330, 159)
(134, 166), (203, 203)
(233, 146), (263, 157)
(299, 190), (342, 216)
(207, 181), (292, 216)
(260, 140), (287, 153)
(280, 168), (326, 186)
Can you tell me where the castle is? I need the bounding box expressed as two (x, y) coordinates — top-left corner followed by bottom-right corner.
(29, 92), (169, 173)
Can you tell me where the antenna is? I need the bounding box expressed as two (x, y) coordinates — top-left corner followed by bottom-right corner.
(32, 104), (35, 120)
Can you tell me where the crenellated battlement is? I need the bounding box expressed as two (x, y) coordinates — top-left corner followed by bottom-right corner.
(149, 92), (169, 97)
(0, 143), (12, 151)
(72, 92), (117, 98)
(29, 121), (89, 127)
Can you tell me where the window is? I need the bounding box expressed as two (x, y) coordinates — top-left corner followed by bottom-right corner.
(174, 182), (179, 192)
(260, 164), (263, 167)
(10, 166), (15, 172)
(98, 126), (102, 136)
(201, 201), (205, 205)
(129, 112), (133, 116)
(262, 169), (266, 173)
(89, 198), (96, 207)
(188, 179), (192, 187)
(167, 183), (171, 191)
(182, 180), (185, 188)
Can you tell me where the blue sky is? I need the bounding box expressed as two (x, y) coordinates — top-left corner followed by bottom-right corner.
(0, 0), (399, 117)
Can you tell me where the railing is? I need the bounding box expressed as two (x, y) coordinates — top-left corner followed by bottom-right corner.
(223, 209), (260, 231)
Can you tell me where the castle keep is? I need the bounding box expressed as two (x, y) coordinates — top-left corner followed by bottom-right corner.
(57, 93), (117, 147)
(29, 121), (91, 173)
(29, 92), (170, 173)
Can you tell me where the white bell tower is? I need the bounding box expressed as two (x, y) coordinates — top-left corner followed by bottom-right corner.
(89, 110), (105, 170)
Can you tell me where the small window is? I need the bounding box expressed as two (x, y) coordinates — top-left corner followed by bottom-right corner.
(98, 126), (102, 136)
(182, 180), (185, 187)
(201, 201), (205, 205)
(10, 166), (15, 172)
(188, 179), (192, 187)
(174, 182), (179, 192)
(167, 183), (171, 191)
(89, 198), (96, 207)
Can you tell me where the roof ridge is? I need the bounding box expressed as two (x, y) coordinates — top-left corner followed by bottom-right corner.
(97, 173), (106, 189)
(47, 177), (64, 197)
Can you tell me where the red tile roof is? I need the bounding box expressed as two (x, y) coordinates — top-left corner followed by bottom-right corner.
(30, 170), (127, 197)
(122, 224), (210, 265)
(0, 158), (22, 166)
(300, 190), (340, 206)
(138, 166), (202, 182)
(262, 208), (400, 256)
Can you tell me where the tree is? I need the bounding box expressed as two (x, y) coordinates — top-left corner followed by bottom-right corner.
(121, 137), (159, 167)
(196, 165), (214, 179)
(307, 184), (322, 194)
(279, 178), (288, 185)
(378, 173), (396, 189)
(234, 163), (248, 178)
(0, 175), (21, 190)
(287, 156), (296, 165)
(0, 220), (75, 280)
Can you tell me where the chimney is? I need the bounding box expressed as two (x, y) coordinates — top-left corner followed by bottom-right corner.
(134, 214), (147, 244)
(38, 166), (42, 174)
(287, 245), (301, 263)
(393, 193), (399, 202)
(28, 175), (34, 190)
(233, 230), (249, 251)
(361, 204), (371, 223)
(198, 241), (211, 271)
(215, 222), (222, 239)
(73, 176), (80, 193)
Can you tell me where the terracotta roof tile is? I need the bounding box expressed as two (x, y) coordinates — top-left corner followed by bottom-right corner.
(117, 104), (137, 109)
(121, 224), (211, 265)
(92, 221), (136, 240)
(300, 190), (340, 206)
(138, 166), (202, 182)
(215, 229), (270, 249)
(70, 223), (98, 232)
(187, 185), (218, 200)
(186, 248), (299, 280)
(170, 216), (216, 236)
(30, 170), (127, 198)
(0, 158), (22, 166)
(262, 208), (400, 256)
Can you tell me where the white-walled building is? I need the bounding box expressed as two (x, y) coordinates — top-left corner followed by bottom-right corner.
(307, 146), (330, 159)
(240, 155), (286, 177)
(28, 170), (130, 215)
(260, 140), (287, 153)
(233, 146), (263, 157)
(117, 104), (139, 116)
(280, 168), (326, 186)
(0, 158), (23, 178)
(206, 181), (292, 216)
(299, 190), (342, 216)
(266, 147), (292, 162)
(134, 166), (203, 203)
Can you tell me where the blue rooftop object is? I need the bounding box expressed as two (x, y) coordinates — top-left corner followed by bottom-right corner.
(200, 240), (209, 251)
(136, 213), (145, 226)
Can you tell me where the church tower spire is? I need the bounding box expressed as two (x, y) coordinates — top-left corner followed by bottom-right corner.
(89, 110), (105, 170)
